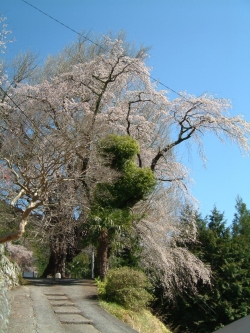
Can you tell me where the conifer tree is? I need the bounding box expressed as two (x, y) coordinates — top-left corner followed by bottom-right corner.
(157, 203), (250, 333)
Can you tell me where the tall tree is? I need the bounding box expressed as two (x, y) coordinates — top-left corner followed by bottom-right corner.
(88, 134), (156, 280)
(159, 204), (250, 333)
(232, 196), (250, 238)
(1, 38), (249, 243)
(0, 35), (250, 295)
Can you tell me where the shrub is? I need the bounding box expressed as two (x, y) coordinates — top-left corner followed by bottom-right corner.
(99, 267), (153, 311)
(95, 134), (156, 208)
(99, 134), (140, 169)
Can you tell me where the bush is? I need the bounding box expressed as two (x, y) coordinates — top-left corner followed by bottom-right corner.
(98, 267), (153, 311)
(99, 134), (140, 169)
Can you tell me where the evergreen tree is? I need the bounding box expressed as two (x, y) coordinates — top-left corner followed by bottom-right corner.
(156, 203), (250, 333)
(232, 196), (250, 238)
(86, 134), (156, 280)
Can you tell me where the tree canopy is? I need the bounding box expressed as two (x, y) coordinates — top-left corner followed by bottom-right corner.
(158, 200), (250, 332)
(1, 26), (250, 296)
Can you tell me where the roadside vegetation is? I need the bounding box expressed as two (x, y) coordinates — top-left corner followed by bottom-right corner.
(96, 267), (172, 333)
(100, 301), (172, 333)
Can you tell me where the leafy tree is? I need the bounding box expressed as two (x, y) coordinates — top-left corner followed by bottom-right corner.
(1, 37), (250, 245)
(87, 134), (156, 280)
(0, 30), (250, 297)
(111, 239), (142, 269)
(159, 203), (250, 333)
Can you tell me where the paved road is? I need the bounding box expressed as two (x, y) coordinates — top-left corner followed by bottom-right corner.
(7, 279), (138, 333)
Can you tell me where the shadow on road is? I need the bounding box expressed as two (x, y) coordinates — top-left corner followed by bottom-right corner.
(23, 278), (98, 300)
(9, 277), (138, 332)
(25, 278), (95, 286)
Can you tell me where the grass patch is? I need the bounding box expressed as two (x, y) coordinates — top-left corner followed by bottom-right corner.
(99, 300), (172, 333)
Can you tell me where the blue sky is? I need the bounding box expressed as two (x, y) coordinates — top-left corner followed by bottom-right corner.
(1, 0), (250, 224)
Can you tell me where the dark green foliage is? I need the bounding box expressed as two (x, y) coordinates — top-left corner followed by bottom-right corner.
(96, 162), (156, 208)
(100, 267), (153, 311)
(154, 202), (250, 333)
(30, 241), (50, 276)
(95, 135), (156, 208)
(232, 196), (250, 238)
(110, 235), (143, 269)
(114, 161), (156, 205)
(66, 252), (91, 278)
(88, 207), (133, 241)
(89, 134), (156, 280)
(99, 134), (140, 169)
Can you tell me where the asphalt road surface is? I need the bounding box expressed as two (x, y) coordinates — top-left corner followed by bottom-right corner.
(7, 279), (138, 333)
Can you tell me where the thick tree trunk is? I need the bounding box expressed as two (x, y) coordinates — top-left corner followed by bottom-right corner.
(96, 230), (109, 281)
(41, 237), (67, 278)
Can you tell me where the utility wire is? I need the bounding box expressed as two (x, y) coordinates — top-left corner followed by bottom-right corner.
(4, 0), (209, 147)
(3, 0), (208, 154)
(21, 0), (214, 108)
(21, 0), (105, 49)
(20, 0), (185, 98)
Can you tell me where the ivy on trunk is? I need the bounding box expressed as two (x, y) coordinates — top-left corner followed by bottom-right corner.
(89, 135), (156, 280)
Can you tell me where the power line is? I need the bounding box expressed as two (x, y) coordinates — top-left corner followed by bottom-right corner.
(21, 0), (104, 49)
(4, 0), (208, 147)
(20, 0), (184, 98)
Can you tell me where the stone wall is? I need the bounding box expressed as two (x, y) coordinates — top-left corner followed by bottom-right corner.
(0, 244), (21, 333)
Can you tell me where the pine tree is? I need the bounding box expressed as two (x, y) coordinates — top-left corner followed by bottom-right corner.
(157, 203), (250, 333)
(232, 196), (250, 238)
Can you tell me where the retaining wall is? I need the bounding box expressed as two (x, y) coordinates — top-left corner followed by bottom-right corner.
(0, 244), (21, 333)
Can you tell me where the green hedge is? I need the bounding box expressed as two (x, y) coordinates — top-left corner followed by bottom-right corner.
(98, 267), (153, 311)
